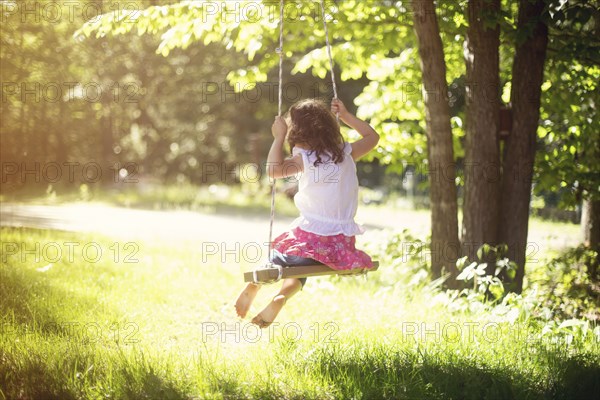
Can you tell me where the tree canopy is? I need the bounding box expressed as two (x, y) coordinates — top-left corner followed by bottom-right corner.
(75, 0), (599, 195)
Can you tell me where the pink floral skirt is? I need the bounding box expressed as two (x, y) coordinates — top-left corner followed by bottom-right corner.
(273, 227), (373, 270)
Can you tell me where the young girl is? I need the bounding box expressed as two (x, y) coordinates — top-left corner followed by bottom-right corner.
(235, 98), (379, 328)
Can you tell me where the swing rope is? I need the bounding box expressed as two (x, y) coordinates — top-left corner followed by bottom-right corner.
(266, 0), (338, 264)
(267, 0), (285, 264)
(320, 0), (338, 100)
(277, 0), (285, 117)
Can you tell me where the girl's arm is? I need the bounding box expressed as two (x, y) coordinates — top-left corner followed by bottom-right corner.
(331, 99), (380, 161)
(267, 116), (303, 179)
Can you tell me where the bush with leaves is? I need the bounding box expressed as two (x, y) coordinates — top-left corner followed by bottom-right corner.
(528, 246), (600, 322)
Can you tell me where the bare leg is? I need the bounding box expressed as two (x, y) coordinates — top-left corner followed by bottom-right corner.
(251, 278), (302, 328)
(235, 283), (261, 318)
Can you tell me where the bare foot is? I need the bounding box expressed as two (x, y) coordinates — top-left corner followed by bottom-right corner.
(235, 283), (260, 318)
(251, 294), (286, 328)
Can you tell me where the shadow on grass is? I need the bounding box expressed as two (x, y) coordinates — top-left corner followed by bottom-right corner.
(118, 360), (189, 400)
(0, 355), (78, 400)
(295, 346), (600, 400)
(552, 353), (600, 400)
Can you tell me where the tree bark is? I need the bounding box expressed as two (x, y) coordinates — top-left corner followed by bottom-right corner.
(498, 0), (548, 292)
(412, 0), (460, 285)
(462, 0), (501, 267)
(581, 197), (600, 280)
(582, 199), (600, 247)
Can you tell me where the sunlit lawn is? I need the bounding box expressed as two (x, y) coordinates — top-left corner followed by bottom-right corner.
(1, 212), (598, 399)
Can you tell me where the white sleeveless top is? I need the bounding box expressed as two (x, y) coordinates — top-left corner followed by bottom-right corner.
(290, 142), (364, 236)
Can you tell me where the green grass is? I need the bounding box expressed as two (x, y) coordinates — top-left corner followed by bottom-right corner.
(1, 226), (598, 399)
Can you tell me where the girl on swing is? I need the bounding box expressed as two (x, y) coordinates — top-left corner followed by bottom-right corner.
(235, 98), (380, 328)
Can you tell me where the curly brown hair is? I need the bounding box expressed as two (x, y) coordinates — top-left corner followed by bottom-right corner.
(285, 99), (345, 166)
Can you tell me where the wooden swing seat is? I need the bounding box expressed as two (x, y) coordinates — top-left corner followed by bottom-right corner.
(244, 261), (379, 284)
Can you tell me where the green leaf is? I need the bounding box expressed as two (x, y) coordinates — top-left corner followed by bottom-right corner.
(558, 319), (587, 329)
(456, 256), (469, 269)
(456, 262), (477, 281)
(475, 263), (487, 276)
(488, 278), (505, 299)
(477, 244), (491, 260)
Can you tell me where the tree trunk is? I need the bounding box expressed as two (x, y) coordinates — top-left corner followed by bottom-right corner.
(462, 0), (501, 267)
(412, 0), (460, 285)
(581, 197), (600, 280)
(582, 198), (600, 248)
(54, 100), (68, 166)
(498, 0), (548, 293)
(100, 99), (116, 187)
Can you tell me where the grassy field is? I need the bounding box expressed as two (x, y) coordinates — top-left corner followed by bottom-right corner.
(1, 218), (598, 399)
